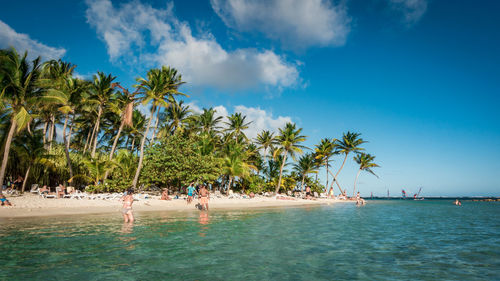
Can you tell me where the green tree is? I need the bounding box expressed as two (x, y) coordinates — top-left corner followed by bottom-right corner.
(132, 66), (186, 189)
(141, 133), (221, 189)
(329, 131), (366, 196)
(13, 130), (50, 192)
(314, 138), (336, 193)
(0, 48), (43, 193)
(225, 113), (251, 143)
(87, 72), (116, 158)
(221, 141), (257, 194)
(255, 130), (275, 159)
(294, 153), (319, 191)
(196, 107), (223, 133)
(353, 153), (379, 196)
(273, 122), (306, 194)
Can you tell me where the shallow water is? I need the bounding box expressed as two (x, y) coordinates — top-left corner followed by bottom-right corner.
(1, 200), (499, 280)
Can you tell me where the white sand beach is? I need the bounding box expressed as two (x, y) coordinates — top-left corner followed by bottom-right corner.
(0, 193), (350, 218)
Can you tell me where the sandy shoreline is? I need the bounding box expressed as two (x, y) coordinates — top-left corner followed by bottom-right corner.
(0, 193), (350, 219)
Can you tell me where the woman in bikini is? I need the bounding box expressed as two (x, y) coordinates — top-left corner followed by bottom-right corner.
(121, 189), (135, 223)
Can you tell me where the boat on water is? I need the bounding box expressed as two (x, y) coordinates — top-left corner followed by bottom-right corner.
(413, 187), (424, 200)
(401, 187), (424, 200)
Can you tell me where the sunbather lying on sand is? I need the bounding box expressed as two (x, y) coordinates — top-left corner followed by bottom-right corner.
(0, 194), (12, 206)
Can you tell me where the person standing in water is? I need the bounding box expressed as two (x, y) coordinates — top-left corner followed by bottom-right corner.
(121, 189), (135, 223)
(187, 182), (197, 204)
(199, 185), (210, 211)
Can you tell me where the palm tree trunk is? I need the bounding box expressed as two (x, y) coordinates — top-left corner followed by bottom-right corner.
(353, 168), (361, 197)
(49, 115), (55, 151)
(104, 120), (125, 180)
(62, 115), (74, 180)
(227, 176), (233, 194)
(150, 107), (160, 143)
(326, 159), (329, 192)
(67, 114), (75, 149)
(329, 154), (348, 195)
(132, 106), (155, 189)
(91, 105), (103, 158)
(83, 129), (92, 154)
(21, 165), (31, 193)
(275, 152), (288, 194)
(42, 121), (48, 147)
(301, 174), (306, 191)
(131, 137), (135, 153)
(0, 120), (17, 195)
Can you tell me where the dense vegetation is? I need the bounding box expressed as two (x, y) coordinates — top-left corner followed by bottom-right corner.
(0, 47), (378, 196)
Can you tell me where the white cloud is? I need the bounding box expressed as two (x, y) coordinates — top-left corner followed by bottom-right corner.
(234, 105), (291, 140)
(211, 0), (351, 49)
(0, 20), (66, 60)
(188, 101), (291, 140)
(85, 0), (300, 91)
(389, 0), (427, 24)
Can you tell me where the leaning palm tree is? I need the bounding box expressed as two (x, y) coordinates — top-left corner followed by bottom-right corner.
(255, 130), (275, 159)
(0, 48), (44, 194)
(314, 138), (336, 193)
(329, 131), (366, 196)
(131, 66), (186, 189)
(294, 153), (319, 191)
(102, 82), (135, 181)
(273, 122), (306, 194)
(353, 153), (379, 196)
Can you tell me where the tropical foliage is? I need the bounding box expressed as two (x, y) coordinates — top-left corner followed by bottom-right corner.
(0, 47), (379, 196)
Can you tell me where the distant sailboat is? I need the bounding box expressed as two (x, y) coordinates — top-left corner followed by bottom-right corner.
(402, 189), (407, 199)
(414, 187), (424, 200)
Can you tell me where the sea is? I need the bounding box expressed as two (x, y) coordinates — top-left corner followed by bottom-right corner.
(0, 200), (499, 280)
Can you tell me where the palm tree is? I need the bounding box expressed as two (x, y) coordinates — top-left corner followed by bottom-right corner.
(221, 141), (256, 194)
(13, 130), (49, 192)
(132, 66), (186, 189)
(40, 59), (76, 151)
(70, 157), (116, 186)
(353, 153), (379, 196)
(329, 131), (366, 196)
(196, 107), (223, 133)
(314, 138), (336, 193)
(41, 76), (85, 180)
(88, 72), (116, 158)
(273, 123), (306, 194)
(294, 153), (319, 191)
(158, 100), (192, 136)
(255, 130), (274, 159)
(97, 83), (136, 181)
(0, 48), (43, 193)
(225, 113), (251, 142)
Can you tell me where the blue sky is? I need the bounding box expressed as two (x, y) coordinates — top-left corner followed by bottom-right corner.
(1, 0), (499, 196)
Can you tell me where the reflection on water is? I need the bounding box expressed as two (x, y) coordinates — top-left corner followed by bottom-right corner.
(198, 211), (210, 237)
(0, 202), (499, 281)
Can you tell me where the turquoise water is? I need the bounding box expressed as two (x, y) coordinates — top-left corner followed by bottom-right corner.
(1, 200), (499, 280)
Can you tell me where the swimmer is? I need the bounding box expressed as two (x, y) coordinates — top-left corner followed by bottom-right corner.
(121, 189), (134, 223)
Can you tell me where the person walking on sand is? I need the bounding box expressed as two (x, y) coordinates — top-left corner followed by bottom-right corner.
(187, 182), (197, 204)
(121, 189), (135, 223)
(199, 185), (210, 211)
